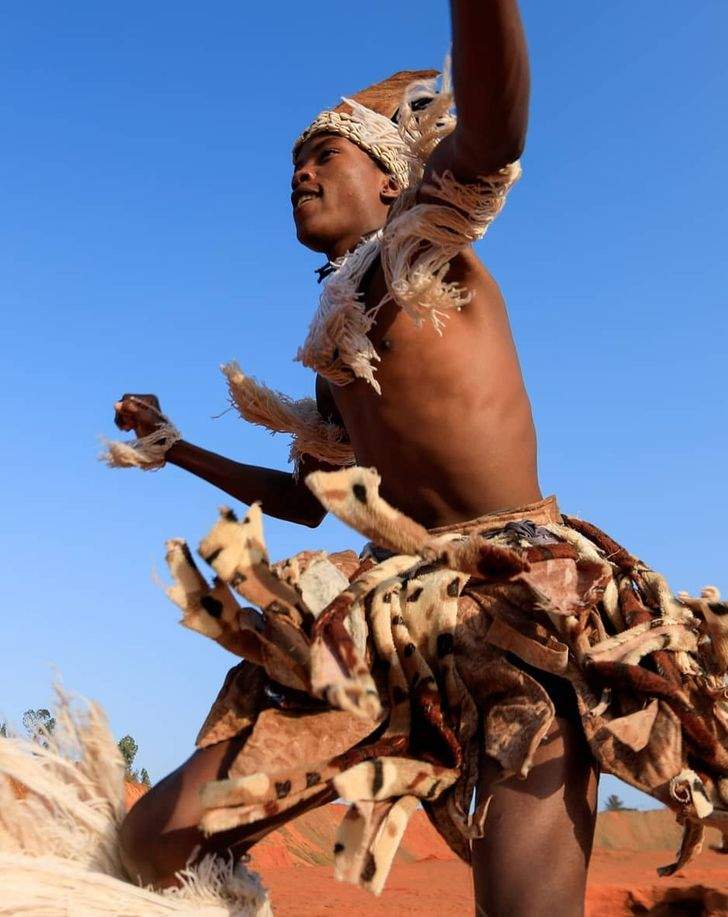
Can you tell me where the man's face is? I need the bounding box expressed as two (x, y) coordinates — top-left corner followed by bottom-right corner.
(291, 133), (395, 257)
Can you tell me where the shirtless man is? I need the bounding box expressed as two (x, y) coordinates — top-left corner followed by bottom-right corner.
(116, 3), (598, 914)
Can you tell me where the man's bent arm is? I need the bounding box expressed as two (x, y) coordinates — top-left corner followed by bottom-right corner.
(429, 0), (530, 181)
(166, 441), (328, 528)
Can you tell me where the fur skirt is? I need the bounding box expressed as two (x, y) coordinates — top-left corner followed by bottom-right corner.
(164, 466), (728, 895)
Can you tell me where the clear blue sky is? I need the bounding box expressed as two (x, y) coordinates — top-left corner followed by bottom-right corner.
(1, 2), (726, 813)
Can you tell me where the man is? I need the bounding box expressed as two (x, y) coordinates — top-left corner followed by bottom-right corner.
(110, 3), (728, 915)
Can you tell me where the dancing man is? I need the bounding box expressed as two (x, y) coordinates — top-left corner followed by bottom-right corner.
(109, 3), (728, 915)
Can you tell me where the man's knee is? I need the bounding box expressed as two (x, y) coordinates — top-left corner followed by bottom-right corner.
(119, 765), (204, 888)
(119, 741), (245, 888)
(119, 788), (157, 886)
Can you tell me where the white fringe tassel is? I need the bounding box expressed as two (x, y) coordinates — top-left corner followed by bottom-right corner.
(295, 236), (385, 393)
(101, 421), (182, 471)
(297, 64), (521, 390)
(0, 689), (271, 916)
(380, 163), (521, 332)
(223, 361), (355, 468)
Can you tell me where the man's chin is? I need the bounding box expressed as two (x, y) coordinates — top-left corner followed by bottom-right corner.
(294, 220), (333, 254)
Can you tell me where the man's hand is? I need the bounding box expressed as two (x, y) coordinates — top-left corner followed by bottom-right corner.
(114, 394), (166, 438)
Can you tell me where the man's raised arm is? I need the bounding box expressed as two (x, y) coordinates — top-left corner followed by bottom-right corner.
(428, 0), (530, 183)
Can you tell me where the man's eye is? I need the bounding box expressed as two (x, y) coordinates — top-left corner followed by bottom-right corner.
(320, 148), (339, 160)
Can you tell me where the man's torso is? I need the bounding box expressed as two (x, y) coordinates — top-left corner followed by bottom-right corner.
(317, 247), (541, 528)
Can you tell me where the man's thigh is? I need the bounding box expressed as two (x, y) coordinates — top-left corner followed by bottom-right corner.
(472, 713), (598, 917)
(120, 735), (335, 888)
(119, 738), (244, 887)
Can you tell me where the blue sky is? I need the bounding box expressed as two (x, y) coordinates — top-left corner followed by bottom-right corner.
(1, 1), (726, 813)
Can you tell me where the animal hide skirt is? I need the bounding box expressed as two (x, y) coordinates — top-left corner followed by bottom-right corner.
(164, 466), (728, 895)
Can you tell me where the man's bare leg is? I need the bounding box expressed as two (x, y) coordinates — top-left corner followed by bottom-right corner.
(472, 713), (598, 917)
(119, 735), (334, 889)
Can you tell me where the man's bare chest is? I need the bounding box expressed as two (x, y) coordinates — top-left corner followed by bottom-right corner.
(324, 254), (527, 432)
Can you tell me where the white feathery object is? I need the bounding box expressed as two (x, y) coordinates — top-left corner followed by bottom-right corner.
(223, 360), (355, 467)
(100, 396), (182, 471)
(0, 689), (272, 916)
(101, 421), (182, 470)
(297, 64), (521, 391)
(295, 235), (385, 393)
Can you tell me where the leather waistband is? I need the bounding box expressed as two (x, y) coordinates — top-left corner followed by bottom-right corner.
(427, 494), (562, 536)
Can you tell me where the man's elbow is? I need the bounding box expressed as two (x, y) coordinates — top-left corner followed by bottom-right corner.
(454, 127), (526, 179)
(301, 508), (326, 529)
(294, 493), (327, 528)
(500, 131), (527, 166)
(485, 137), (526, 172)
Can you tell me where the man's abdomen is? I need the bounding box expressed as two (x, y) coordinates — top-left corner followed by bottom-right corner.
(331, 322), (541, 528)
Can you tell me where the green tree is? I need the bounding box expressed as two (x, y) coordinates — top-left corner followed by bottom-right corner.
(22, 708), (56, 744)
(117, 735), (139, 775)
(117, 735), (151, 784)
(605, 794), (626, 811)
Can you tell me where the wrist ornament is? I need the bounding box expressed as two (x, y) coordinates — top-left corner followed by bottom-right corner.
(102, 400), (182, 471)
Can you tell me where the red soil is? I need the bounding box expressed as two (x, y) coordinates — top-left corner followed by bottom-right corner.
(248, 807), (728, 916)
(254, 858), (728, 917)
(124, 784), (728, 915)
(124, 779), (149, 809)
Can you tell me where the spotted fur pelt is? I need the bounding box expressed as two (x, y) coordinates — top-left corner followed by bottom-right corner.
(165, 467), (728, 895)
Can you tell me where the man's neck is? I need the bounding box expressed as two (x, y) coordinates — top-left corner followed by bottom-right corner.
(324, 226), (382, 262)
(316, 230), (381, 284)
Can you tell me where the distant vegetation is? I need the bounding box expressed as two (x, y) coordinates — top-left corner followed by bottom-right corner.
(1, 708), (151, 786)
(117, 734), (151, 786)
(22, 708), (56, 745)
(605, 794), (635, 811)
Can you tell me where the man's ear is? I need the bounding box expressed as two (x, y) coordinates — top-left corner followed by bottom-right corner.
(380, 174), (401, 204)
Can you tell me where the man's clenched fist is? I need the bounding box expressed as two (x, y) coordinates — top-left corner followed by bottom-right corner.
(114, 394), (165, 438)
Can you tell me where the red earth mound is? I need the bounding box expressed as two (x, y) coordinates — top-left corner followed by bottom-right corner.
(10, 777), (149, 809)
(248, 806), (728, 916)
(124, 779), (148, 809)
(125, 784), (728, 914)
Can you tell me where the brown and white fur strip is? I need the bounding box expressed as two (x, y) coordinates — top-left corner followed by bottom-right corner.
(168, 466), (728, 893)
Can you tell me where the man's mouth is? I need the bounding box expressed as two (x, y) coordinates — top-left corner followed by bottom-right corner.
(292, 189), (322, 211)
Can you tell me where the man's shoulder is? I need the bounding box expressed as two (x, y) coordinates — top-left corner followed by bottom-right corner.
(443, 247), (500, 299)
(446, 246), (488, 278)
(364, 245), (502, 316)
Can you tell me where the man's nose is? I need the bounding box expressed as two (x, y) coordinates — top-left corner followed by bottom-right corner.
(292, 164), (314, 190)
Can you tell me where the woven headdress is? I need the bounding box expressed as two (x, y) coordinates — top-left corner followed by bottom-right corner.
(293, 69), (441, 190)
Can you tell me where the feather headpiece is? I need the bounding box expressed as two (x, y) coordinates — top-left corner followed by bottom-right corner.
(292, 69), (439, 189)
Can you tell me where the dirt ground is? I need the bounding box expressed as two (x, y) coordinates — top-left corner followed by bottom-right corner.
(247, 806), (728, 916)
(253, 852), (728, 916)
(122, 784), (728, 914)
